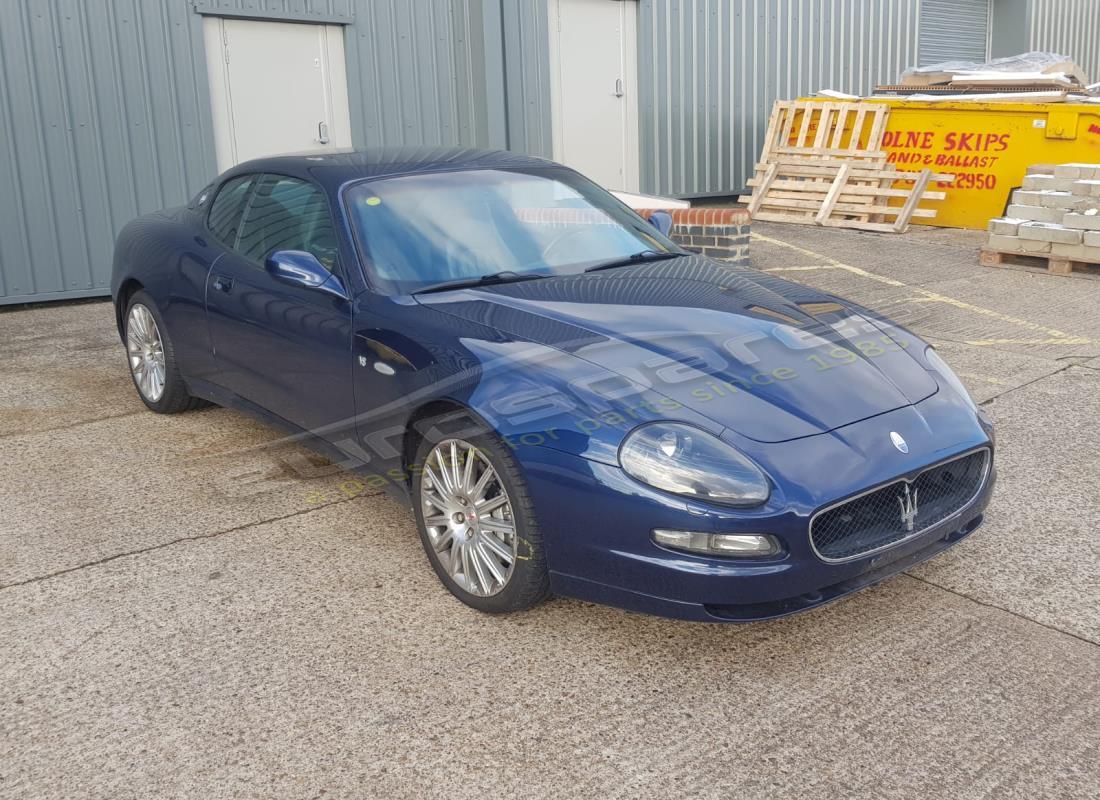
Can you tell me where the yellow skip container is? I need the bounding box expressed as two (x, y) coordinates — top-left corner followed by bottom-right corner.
(867, 99), (1100, 229)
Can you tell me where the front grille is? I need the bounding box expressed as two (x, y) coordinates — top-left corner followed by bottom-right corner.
(810, 449), (990, 562)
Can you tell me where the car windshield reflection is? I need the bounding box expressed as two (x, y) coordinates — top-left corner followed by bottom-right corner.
(345, 167), (680, 294)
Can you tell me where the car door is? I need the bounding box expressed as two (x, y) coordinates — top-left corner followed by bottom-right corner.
(205, 173), (355, 436)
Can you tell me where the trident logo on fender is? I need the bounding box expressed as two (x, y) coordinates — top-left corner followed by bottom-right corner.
(897, 485), (919, 533)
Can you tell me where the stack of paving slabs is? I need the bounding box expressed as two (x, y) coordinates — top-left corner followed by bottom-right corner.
(740, 100), (954, 233)
(982, 163), (1100, 275)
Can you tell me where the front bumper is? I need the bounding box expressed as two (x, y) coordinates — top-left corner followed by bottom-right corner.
(517, 401), (995, 622)
(550, 499), (990, 622)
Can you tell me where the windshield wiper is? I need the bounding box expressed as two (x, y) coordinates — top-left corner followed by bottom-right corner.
(584, 250), (682, 273)
(412, 270), (548, 295)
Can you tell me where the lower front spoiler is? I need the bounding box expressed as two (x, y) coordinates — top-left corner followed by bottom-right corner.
(549, 512), (986, 623)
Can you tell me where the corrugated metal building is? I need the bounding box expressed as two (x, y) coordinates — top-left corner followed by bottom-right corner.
(0, 0), (549, 305)
(2, 0), (1099, 304)
(637, 0), (926, 197)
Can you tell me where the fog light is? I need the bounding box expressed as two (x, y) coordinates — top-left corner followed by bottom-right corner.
(652, 529), (781, 558)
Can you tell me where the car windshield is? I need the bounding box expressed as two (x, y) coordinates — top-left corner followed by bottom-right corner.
(345, 167), (680, 294)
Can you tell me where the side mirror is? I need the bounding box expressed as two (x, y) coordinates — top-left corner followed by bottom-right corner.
(648, 209), (673, 236)
(265, 250), (346, 298)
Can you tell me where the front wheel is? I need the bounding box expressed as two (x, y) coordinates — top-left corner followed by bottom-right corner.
(413, 427), (550, 614)
(124, 290), (205, 414)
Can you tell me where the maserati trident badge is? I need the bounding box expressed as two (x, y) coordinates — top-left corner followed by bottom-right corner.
(898, 485), (919, 532)
(890, 431), (909, 453)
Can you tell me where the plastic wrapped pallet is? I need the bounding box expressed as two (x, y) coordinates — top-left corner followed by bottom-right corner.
(900, 52), (1089, 88)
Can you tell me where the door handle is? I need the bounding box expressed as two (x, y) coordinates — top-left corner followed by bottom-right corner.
(318, 121), (330, 144)
(212, 275), (234, 294)
(614, 78), (624, 97)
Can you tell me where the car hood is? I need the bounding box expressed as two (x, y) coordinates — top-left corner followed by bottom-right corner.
(417, 257), (937, 443)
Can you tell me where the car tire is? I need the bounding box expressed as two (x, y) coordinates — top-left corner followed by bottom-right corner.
(124, 290), (206, 414)
(412, 417), (551, 614)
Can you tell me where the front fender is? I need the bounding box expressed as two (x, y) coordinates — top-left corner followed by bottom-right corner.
(461, 337), (724, 465)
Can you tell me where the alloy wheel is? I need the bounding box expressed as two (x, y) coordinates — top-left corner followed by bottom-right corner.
(421, 439), (518, 597)
(126, 304), (166, 403)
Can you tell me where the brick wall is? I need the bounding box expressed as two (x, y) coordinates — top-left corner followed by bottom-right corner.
(637, 208), (751, 265)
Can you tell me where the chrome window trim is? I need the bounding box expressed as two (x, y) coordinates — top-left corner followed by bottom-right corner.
(808, 446), (992, 565)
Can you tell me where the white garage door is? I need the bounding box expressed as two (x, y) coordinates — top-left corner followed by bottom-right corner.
(919, 0), (991, 66)
(203, 17), (352, 170)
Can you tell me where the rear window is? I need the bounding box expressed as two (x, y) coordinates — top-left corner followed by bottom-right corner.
(207, 175), (254, 246)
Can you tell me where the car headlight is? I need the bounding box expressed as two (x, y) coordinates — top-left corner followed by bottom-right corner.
(925, 347), (977, 412)
(618, 422), (770, 507)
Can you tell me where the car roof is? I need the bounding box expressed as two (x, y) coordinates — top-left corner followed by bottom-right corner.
(220, 147), (561, 193)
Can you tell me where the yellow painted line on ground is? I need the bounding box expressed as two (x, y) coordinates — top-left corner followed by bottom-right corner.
(965, 338), (1093, 346)
(957, 372), (1006, 385)
(904, 293), (1072, 338)
(753, 232), (907, 287)
(761, 265), (837, 272)
(751, 232), (1091, 345)
(752, 232), (844, 264)
(762, 263), (906, 286)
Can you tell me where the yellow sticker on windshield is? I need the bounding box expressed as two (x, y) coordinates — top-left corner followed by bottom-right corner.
(365, 196), (382, 206)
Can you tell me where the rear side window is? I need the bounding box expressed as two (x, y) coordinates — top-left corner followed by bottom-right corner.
(207, 175), (254, 246)
(236, 175), (338, 269)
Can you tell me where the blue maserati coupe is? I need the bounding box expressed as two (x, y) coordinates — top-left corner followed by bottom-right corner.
(112, 148), (995, 622)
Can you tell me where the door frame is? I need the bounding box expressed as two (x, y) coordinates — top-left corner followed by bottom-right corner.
(546, 0), (640, 191)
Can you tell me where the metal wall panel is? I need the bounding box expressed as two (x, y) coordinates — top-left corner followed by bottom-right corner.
(637, 0), (921, 198)
(501, 0), (553, 156)
(342, 0), (491, 150)
(1029, 0), (1100, 85)
(919, 0), (991, 66)
(341, 0), (550, 154)
(0, 0), (218, 304)
(989, 0), (1029, 58)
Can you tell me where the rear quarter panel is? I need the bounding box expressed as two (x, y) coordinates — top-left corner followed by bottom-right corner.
(112, 207), (221, 383)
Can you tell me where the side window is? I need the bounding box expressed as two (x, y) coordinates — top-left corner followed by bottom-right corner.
(207, 175), (254, 246)
(236, 175), (338, 270)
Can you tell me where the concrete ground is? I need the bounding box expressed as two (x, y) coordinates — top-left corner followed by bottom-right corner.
(2, 223), (1098, 799)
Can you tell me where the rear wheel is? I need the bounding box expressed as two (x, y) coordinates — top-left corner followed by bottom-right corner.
(413, 426), (550, 613)
(124, 291), (204, 414)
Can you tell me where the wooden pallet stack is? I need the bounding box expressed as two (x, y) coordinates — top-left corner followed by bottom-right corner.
(739, 100), (954, 233)
(981, 163), (1100, 276)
